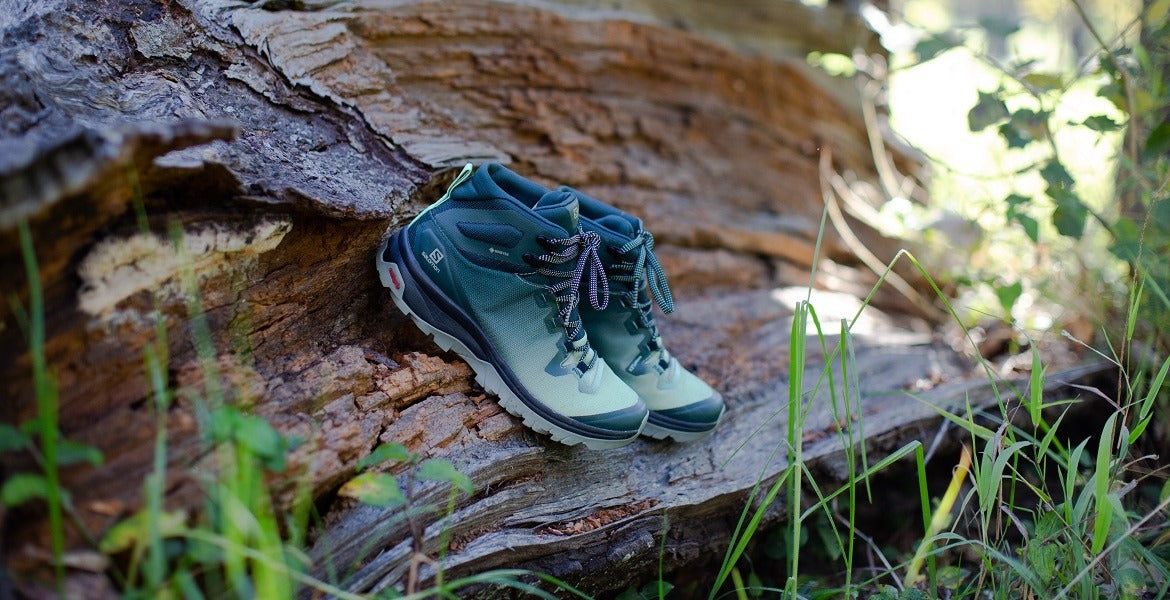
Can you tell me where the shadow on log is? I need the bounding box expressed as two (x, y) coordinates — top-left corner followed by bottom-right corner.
(0, 0), (1110, 596)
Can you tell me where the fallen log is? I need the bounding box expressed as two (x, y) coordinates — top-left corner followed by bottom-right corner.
(0, 0), (1110, 595)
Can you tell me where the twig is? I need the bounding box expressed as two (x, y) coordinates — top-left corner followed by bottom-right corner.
(819, 149), (948, 322)
(1069, 0), (1144, 192)
(831, 511), (900, 590)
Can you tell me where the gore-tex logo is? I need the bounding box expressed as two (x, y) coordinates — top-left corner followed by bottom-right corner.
(422, 248), (444, 272)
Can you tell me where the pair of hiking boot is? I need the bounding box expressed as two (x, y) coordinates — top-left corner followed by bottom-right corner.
(375, 163), (724, 450)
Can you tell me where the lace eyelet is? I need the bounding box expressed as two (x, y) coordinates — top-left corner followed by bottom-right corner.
(522, 253), (536, 265)
(536, 236), (553, 249)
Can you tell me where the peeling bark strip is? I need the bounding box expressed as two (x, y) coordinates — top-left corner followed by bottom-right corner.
(539, 500), (661, 537)
(0, 0), (1108, 595)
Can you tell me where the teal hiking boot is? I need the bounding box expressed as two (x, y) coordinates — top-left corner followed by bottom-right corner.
(569, 188), (725, 441)
(375, 164), (648, 449)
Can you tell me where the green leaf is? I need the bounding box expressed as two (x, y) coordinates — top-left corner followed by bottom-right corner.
(1006, 196), (1039, 241)
(1014, 213), (1040, 242)
(1026, 543), (1058, 583)
(1034, 510), (1063, 539)
(1022, 72), (1063, 93)
(1152, 197), (1170, 224)
(615, 587), (645, 600)
(357, 443), (411, 472)
(1, 473), (49, 507)
(994, 281), (1023, 318)
(1004, 193), (1030, 208)
(968, 91), (1010, 131)
(1091, 413), (1117, 554)
(1049, 187), (1087, 239)
(999, 123), (1029, 148)
(1108, 217), (1142, 262)
(417, 458), (473, 494)
(1097, 81), (1127, 112)
(1143, 120), (1170, 161)
(339, 473), (405, 507)
(0, 424), (31, 453)
(1064, 438), (1090, 523)
(998, 109), (1048, 148)
(914, 33), (960, 63)
(99, 510), (188, 554)
(900, 587), (930, 600)
(211, 407), (288, 472)
(56, 439), (103, 467)
(978, 15), (1020, 37)
(1040, 160), (1074, 188)
(1116, 568), (1148, 594)
(641, 580), (673, 599)
(1130, 354), (1170, 444)
(1051, 200), (1088, 239)
(1080, 115), (1122, 132)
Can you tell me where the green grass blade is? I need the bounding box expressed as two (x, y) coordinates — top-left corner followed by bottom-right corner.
(1028, 342), (1045, 426)
(979, 441), (1031, 516)
(1090, 413), (1118, 554)
(18, 220), (65, 594)
(905, 392), (997, 441)
(711, 467), (793, 596)
(798, 441), (921, 521)
(786, 302), (809, 589)
(1129, 353), (1170, 443)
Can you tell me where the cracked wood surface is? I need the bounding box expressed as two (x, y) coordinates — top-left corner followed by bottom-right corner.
(0, 0), (1110, 595)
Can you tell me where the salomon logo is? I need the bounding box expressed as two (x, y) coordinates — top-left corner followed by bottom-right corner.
(422, 248), (445, 272)
(488, 247), (509, 257)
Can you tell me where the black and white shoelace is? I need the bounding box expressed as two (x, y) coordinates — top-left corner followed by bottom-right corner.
(525, 231), (609, 369)
(609, 230), (674, 368)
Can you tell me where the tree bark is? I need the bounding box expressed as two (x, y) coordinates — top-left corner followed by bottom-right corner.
(0, 0), (1108, 595)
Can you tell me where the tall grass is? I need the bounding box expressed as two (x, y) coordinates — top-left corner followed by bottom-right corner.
(16, 220), (66, 595)
(697, 235), (1170, 599)
(12, 234), (1167, 598)
(10, 185), (1167, 599)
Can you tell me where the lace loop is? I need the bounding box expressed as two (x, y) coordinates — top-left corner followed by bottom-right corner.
(609, 229), (676, 367)
(614, 230), (674, 314)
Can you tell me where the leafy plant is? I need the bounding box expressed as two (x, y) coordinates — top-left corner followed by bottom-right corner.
(338, 441), (474, 594)
(2, 221), (106, 595)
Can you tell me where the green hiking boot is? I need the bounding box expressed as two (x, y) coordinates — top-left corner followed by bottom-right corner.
(569, 188), (725, 441)
(375, 163), (648, 449)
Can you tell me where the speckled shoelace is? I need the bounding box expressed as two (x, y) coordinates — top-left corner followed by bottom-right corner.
(525, 231), (609, 369)
(609, 230), (674, 368)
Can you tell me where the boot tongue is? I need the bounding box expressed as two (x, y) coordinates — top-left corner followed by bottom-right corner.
(595, 214), (637, 238)
(533, 190), (580, 234)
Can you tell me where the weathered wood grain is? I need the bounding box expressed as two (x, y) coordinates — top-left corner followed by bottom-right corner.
(311, 290), (1110, 596)
(0, 0), (1108, 595)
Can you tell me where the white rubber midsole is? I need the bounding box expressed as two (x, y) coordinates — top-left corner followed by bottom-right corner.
(376, 243), (642, 450)
(640, 406), (724, 442)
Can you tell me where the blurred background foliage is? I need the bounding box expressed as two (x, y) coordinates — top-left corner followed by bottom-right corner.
(811, 0), (1168, 357)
